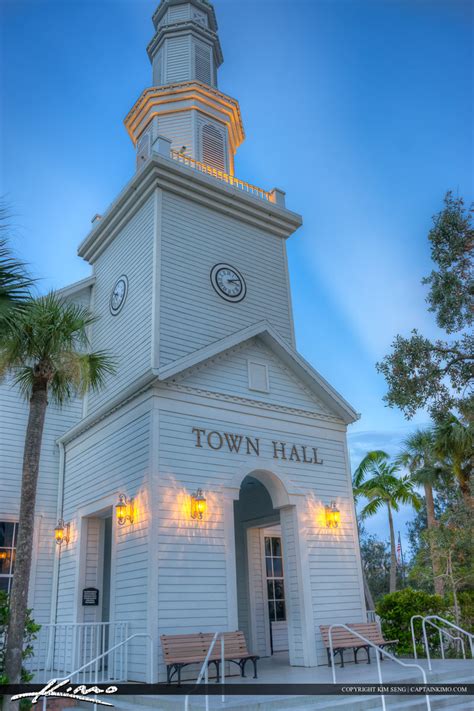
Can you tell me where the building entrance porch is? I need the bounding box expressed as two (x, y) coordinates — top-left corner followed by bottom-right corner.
(231, 470), (316, 669)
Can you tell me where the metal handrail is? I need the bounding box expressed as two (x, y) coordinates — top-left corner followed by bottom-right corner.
(411, 615), (466, 663)
(411, 615), (474, 671)
(41, 632), (153, 711)
(31, 620), (128, 681)
(184, 632), (225, 711)
(328, 623), (431, 711)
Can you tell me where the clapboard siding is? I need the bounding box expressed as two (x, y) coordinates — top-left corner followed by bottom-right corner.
(57, 402), (152, 680)
(155, 112), (194, 156)
(0, 372), (83, 624)
(159, 191), (294, 366)
(180, 337), (333, 416)
(156, 394), (364, 671)
(87, 195), (154, 414)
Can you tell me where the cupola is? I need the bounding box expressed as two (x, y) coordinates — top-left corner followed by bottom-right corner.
(124, 0), (245, 175)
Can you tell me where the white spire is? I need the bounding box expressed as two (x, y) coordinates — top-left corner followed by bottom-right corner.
(125, 0), (244, 175)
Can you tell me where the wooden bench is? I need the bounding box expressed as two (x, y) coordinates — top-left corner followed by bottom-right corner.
(320, 623), (398, 668)
(160, 631), (259, 685)
(346, 622), (398, 662)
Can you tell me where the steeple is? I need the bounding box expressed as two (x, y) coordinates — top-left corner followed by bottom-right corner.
(149, 0), (222, 88)
(124, 0), (244, 175)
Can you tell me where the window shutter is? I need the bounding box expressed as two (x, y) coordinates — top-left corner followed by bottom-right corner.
(201, 123), (225, 172)
(194, 41), (212, 85)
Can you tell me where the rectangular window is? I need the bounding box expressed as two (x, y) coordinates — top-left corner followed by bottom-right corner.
(0, 522), (18, 595)
(264, 535), (286, 622)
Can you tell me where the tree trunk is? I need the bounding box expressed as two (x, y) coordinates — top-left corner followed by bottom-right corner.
(424, 483), (444, 596)
(387, 503), (397, 593)
(4, 378), (48, 708)
(363, 568), (375, 612)
(447, 551), (461, 627)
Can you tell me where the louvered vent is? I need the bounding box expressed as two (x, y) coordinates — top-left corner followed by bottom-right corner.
(201, 123), (225, 172)
(194, 41), (212, 85)
(168, 5), (189, 23)
(166, 36), (190, 83)
(136, 132), (151, 171)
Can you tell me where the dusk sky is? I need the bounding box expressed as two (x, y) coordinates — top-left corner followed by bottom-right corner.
(1, 0), (473, 551)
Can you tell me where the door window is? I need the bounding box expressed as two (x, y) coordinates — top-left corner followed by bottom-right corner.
(264, 536), (286, 621)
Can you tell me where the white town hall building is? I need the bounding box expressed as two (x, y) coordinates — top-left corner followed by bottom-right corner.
(0, 0), (368, 683)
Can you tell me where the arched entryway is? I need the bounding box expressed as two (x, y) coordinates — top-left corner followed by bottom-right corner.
(224, 468), (316, 668)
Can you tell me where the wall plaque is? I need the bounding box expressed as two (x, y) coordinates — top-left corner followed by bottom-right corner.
(82, 587), (99, 606)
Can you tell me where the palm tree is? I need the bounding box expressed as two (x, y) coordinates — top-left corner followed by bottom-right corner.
(0, 293), (115, 690)
(353, 450), (422, 593)
(397, 428), (445, 595)
(434, 415), (473, 509)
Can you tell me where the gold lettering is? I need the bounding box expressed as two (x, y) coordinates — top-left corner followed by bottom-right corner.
(246, 437), (260, 456)
(207, 431), (223, 450)
(192, 427), (206, 447)
(272, 441), (287, 460)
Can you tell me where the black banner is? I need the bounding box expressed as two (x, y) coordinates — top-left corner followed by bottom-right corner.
(2, 682), (473, 696)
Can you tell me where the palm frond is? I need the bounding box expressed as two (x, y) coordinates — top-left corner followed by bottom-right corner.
(0, 293), (115, 404)
(353, 450), (391, 488)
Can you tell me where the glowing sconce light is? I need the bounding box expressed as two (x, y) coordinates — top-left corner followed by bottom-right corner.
(55, 519), (70, 546)
(0, 550), (9, 561)
(116, 494), (134, 526)
(191, 489), (207, 520)
(325, 501), (341, 529)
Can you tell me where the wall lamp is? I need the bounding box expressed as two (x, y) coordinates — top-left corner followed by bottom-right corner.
(54, 519), (71, 545)
(191, 489), (207, 520)
(116, 494), (135, 526)
(325, 501), (341, 528)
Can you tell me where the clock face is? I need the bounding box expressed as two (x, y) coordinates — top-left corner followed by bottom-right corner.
(110, 276), (128, 315)
(210, 264), (246, 302)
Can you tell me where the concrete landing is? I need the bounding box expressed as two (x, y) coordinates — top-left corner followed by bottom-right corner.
(67, 654), (473, 711)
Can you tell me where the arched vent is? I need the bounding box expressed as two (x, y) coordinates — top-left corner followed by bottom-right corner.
(201, 123), (225, 172)
(194, 41), (212, 85)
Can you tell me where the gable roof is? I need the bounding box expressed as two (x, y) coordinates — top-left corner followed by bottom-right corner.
(158, 321), (360, 424)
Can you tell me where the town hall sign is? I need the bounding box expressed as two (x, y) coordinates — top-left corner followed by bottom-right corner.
(192, 427), (324, 464)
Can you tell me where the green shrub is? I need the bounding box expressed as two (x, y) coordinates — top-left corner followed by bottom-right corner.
(0, 590), (41, 684)
(376, 587), (449, 656)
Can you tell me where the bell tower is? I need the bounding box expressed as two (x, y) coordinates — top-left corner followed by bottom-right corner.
(125, 0), (244, 175)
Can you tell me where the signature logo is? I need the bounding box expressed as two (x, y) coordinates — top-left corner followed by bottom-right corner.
(11, 678), (118, 706)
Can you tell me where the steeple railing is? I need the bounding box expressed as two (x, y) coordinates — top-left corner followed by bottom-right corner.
(170, 150), (271, 201)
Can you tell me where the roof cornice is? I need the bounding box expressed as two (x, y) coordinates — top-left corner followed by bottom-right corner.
(152, 0), (218, 32)
(124, 81), (244, 150)
(77, 154), (302, 262)
(147, 20), (223, 66)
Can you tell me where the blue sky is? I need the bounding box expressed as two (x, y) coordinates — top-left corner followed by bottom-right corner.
(1, 0), (472, 553)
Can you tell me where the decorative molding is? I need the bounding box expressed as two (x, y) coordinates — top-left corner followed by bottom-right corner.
(124, 81), (244, 155)
(78, 156), (302, 261)
(147, 20), (223, 67)
(160, 381), (343, 423)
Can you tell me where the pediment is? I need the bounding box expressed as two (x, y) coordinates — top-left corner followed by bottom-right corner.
(158, 322), (358, 424)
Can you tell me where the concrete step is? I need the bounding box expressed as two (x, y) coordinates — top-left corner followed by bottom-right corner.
(69, 685), (473, 711)
(67, 664), (474, 711)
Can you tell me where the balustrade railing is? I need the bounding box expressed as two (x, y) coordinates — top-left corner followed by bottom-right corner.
(170, 150), (271, 201)
(26, 621), (128, 683)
